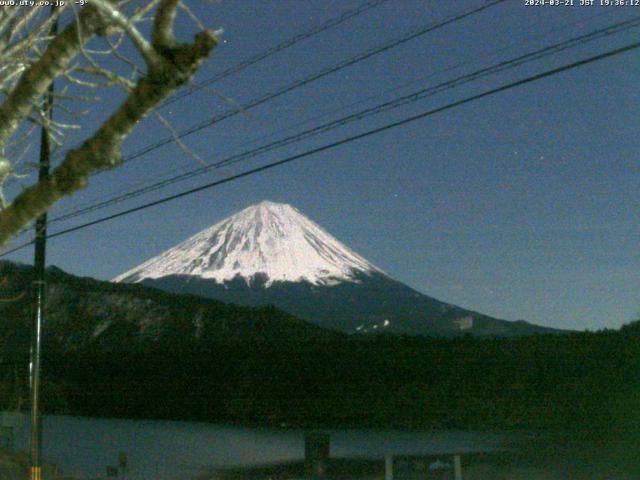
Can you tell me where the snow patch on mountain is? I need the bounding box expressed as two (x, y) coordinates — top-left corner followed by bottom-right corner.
(114, 201), (383, 287)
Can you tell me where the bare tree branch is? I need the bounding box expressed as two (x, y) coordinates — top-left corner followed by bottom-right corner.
(0, 1), (218, 245)
(154, 110), (206, 166)
(0, 6), (102, 148)
(152, 0), (180, 49)
(90, 0), (161, 67)
(72, 66), (136, 90)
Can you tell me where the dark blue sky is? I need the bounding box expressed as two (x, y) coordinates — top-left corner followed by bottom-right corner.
(4, 0), (639, 331)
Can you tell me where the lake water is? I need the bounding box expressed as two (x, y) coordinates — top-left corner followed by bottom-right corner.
(11, 414), (511, 479)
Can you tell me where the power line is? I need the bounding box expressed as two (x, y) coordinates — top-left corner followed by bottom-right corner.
(44, 0), (505, 217)
(116, 0), (506, 167)
(2, 38), (637, 257)
(53, 6), (616, 220)
(47, 16), (640, 224)
(160, 0), (390, 109)
(48, 0), (389, 166)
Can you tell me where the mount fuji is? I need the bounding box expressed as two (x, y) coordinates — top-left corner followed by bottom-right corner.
(115, 201), (559, 337)
(115, 201), (381, 287)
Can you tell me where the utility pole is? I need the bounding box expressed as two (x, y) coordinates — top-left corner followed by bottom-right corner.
(29, 7), (57, 480)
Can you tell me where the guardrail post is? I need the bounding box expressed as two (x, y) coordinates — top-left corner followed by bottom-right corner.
(453, 454), (462, 480)
(385, 454), (393, 480)
(305, 432), (330, 478)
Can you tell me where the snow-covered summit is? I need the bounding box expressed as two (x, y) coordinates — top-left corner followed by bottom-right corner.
(114, 201), (382, 286)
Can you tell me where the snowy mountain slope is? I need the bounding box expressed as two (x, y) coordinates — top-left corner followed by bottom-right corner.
(115, 201), (564, 337)
(114, 201), (382, 287)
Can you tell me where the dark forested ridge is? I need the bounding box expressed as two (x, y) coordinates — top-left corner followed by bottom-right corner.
(44, 325), (640, 437)
(0, 260), (638, 441)
(140, 272), (565, 337)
